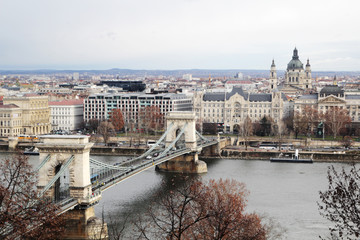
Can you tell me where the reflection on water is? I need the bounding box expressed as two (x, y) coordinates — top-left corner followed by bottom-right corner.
(21, 153), (353, 239)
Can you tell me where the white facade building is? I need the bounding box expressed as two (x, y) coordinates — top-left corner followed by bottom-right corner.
(49, 99), (84, 132)
(193, 87), (288, 132)
(83, 92), (192, 125)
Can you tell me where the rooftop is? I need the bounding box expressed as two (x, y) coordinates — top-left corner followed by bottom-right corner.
(203, 87), (278, 102)
(49, 99), (84, 106)
(298, 94), (318, 100)
(0, 104), (20, 109)
(320, 85), (344, 95)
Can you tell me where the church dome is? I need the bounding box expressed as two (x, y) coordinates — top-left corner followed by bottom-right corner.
(287, 48), (304, 70)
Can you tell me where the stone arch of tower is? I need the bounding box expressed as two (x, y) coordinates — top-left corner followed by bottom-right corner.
(165, 111), (198, 151)
(54, 161), (70, 202)
(36, 136), (94, 202)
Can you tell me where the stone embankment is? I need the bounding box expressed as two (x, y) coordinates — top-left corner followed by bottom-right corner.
(221, 148), (360, 162)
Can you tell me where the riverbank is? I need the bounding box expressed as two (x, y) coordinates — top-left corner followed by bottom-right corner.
(220, 148), (360, 162)
(6, 142), (360, 163)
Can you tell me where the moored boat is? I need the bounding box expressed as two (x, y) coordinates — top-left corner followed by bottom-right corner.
(270, 150), (313, 163)
(24, 147), (39, 155)
(270, 157), (313, 163)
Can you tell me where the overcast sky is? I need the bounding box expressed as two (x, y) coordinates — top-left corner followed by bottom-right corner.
(1, 0), (360, 71)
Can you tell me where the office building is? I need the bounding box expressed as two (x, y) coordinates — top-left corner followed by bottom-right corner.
(84, 93), (192, 127)
(49, 99), (84, 132)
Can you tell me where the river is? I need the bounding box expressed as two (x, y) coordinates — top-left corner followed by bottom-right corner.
(91, 156), (350, 239)
(23, 154), (349, 239)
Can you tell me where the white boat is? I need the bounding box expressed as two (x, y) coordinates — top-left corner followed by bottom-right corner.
(24, 147), (39, 155)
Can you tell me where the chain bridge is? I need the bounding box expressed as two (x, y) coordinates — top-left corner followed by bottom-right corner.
(34, 112), (224, 239)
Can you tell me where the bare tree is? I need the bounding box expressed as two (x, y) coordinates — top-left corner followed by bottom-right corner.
(138, 106), (164, 135)
(323, 107), (352, 139)
(292, 112), (305, 139)
(282, 110), (294, 136)
(134, 177), (269, 240)
(241, 116), (253, 150)
(190, 179), (266, 240)
(87, 118), (101, 134)
(106, 213), (129, 240)
(0, 152), (64, 239)
(134, 177), (209, 240)
(273, 120), (288, 151)
(294, 105), (320, 138)
(97, 121), (116, 145)
(318, 165), (360, 239)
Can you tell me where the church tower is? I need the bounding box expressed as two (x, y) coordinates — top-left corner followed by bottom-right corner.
(284, 48), (312, 90)
(305, 58), (312, 88)
(269, 59), (277, 91)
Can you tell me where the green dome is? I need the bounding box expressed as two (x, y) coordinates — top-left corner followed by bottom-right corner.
(287, 48), (304, 70)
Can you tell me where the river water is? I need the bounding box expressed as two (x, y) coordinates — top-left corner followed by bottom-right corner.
(91, 156), (350, 240)
(23, 154), (349, 239)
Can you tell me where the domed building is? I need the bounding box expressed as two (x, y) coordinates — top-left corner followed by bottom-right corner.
(280, 48), (312, 96)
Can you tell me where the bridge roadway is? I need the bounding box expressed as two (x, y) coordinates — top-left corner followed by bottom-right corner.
(58, 140), (218, 213)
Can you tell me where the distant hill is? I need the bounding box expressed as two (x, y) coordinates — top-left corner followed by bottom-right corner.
(0, 68), (359, 78)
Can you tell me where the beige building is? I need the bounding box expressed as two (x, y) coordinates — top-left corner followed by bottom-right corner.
(3, 94), (51, 135)
(0, 104), (23, 137)
(294, 85), (360, 123)
(193, 87), (287, 132)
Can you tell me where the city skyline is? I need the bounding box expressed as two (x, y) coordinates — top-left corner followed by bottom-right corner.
(1, 0), (360, 71)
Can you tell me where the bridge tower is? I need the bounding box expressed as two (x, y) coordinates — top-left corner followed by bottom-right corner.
(157, 111), (207, 173)
(36, 135), (107, 240)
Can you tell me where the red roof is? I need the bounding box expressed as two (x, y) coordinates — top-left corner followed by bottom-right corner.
(49, 99), (84, 106)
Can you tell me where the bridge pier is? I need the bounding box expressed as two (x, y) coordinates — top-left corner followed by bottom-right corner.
(201, 144), (219, 157)
(8, 136), (18, 150)
(156, 152), (207, 173)
(61, 207), (108, 240)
